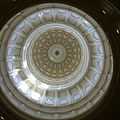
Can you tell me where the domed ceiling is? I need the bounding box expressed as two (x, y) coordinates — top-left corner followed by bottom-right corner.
(0, 3), (113, 120)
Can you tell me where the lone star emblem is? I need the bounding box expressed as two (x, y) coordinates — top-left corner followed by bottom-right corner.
(55, 50), (60, 56)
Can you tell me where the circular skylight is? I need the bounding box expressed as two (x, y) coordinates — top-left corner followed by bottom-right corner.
(0, 3), (113, 120)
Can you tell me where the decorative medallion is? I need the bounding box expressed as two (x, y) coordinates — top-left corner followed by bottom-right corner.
(32, 29), (81, 78)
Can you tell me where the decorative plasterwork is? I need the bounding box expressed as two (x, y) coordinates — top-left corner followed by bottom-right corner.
(31, 28), (81, 78)
(25, 24), (87, 87)
(0, 3), (113, 120)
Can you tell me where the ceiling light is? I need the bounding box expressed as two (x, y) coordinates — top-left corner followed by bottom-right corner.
(0, 116), (4, 120)
(101, 2), (114, 15)
(102, 10), (106, 14)
(116, 29), (120, 34)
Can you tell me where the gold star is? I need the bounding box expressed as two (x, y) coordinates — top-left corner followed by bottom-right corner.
(55, 50), (60, 56)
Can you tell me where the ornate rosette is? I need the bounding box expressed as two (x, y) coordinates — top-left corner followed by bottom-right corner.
(31, 28), (81, 78)
(0, 3), (113, 120)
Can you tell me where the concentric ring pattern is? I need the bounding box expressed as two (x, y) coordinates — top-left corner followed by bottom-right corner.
(0, 3), (113, 120)
(31, 28), (81, 78)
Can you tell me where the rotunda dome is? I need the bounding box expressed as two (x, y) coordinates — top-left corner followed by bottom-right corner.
(0, 3), (113, 120)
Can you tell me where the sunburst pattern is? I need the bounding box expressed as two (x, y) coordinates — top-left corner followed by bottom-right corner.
(32, 29), (81, 78)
